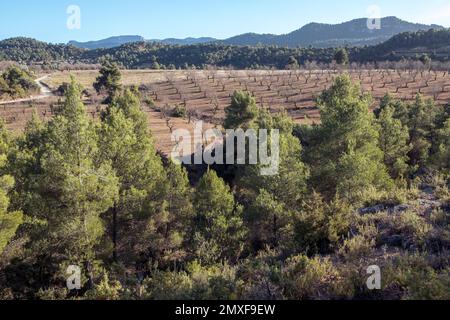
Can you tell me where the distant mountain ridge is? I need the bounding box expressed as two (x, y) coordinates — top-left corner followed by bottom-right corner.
(69, 35), (145, 49)
(68, 17), (443, 49)
(148, 37), (217, 45)
(221, 17), (444, 48)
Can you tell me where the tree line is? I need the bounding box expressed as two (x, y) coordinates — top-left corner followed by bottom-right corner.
(2, 28), (450, 70)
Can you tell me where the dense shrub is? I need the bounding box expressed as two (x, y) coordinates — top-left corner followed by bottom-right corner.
(0, 66), (39, 100)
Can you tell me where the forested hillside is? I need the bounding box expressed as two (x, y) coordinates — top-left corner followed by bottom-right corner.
(0, 38), (337, 69)
(223, 17), (443, 48)
(1, 28), (450, 70)
(85, 42), (337, 69)
(0, 38), (85, 65)
(355, 28), (450, 62)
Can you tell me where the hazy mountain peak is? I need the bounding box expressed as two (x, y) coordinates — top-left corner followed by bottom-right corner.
(223, 16), (443, 48)
(67, 17), (444, 50)
(148, 37), (217, 45)
(69, 35), (145, 49)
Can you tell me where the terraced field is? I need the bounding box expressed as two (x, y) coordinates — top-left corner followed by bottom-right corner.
(2, 69), (450, 154)
(135, 69), (450, 124)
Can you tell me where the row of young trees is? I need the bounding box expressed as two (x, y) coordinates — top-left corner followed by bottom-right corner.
(0, 69), (449, 299)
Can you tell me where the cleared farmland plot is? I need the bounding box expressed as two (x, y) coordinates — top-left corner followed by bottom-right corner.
(46, 69), (450, 123)
(2, 69), (450, 154)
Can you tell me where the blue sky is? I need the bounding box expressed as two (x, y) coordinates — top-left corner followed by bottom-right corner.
(1, 0), (450, 43)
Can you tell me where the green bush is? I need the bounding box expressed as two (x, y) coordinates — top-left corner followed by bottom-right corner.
(293, 193), (353, 255)
(141, 261), (241, 300)
(383, 254), (450, 300)
(86, 273), (123, 300)
(281, 254), (343, 300)
(338, 224), (377, 261)
(172, 104), (187, 118)
(0, 66), (38, 99)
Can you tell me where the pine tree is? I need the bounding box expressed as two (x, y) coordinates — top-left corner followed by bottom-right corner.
(407, 95), (440, 170)
(98, 89), (165, 263)
(8, 109), (46, 214)
(242, 113), (309, 248)
(223, 90), (258, 130)
(94, 59), (122, 103)
(308, 74), (392, 202)
(0, 122), (22, 255)
(234, 109), (309, 251)
(376, 105), (411, 179)
(431, 118), (450, 172)
(376, 94), (409, 125)
(0, 175), (22, 256)
(334, 48), (349, 65)
(193, 169), (246, 264)
(13, 80), (119, 286)
(242, 111), (309, 208)
(286, 56), (300, 70)
(146, 161), (193, 267)
(246, 189), (291, 250)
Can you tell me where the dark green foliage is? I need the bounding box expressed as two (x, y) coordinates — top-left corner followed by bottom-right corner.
(286, 56), (300, 69)
(171, 104), (187, 118)
(419, 54), (432, 66)
(3, 29), (450, 70)
(193, 169), (246, 264)
(406, 95), (442, 170)
(94, 59), (122, 102)
(376, 104), (411, 178)
(375, 94), (450, 177)
(0, 122), (23, 255)
(431, 118), (450, 171)
(0, 66), (39, 99)
(98, 87), (168, 265)
(293, 193), (353, 255)
(0, 37), (85, 64)
(224, 91), (258, 129)
(8, 80), (119, 294)
(334, 48), (349, 65)
(354, 29), (450, 62)
(305, 74), (392, 202)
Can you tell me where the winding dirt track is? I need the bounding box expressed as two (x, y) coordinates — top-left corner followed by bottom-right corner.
(0, 75), (54, 105)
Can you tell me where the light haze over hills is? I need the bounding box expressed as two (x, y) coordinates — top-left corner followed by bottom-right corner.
(68, 17), (443, 49)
